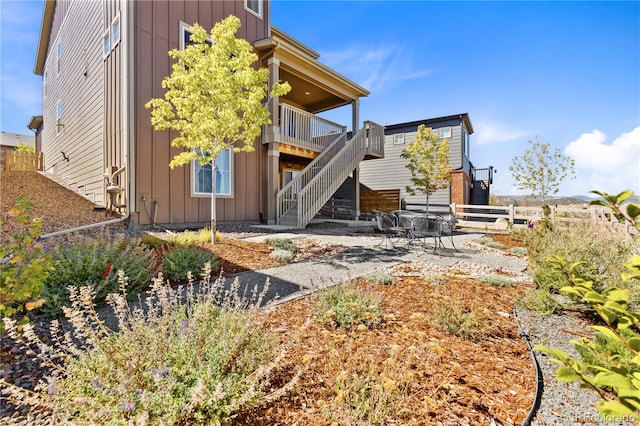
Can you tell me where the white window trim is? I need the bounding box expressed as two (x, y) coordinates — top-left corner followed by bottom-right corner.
(56, 40), (61, 76)
(190, 149), (234, 198)
(392, 133), (405, 145)
(56, 100), (62, 136)
(244, 0), (263, 19)
(103, 29), (110, 59)
(438, 126), (452, 139)
(180, 21), (214, 50)
(111, 14), (121, 49)
(179, 21), (191, 50)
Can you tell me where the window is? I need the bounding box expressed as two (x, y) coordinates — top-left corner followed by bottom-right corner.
(192, 149), (233, 197)
(438, 127), (451, 139)
(245, 0), (262, 18)
(103, 30), (110, 58)
(283, 170), (301, 194)
(56, 40), (61, 75)
(464, 131), (470, 156)
(180, 22), (213, 50)
(56, 100), (62, 135)
(111, 15), (120, 48)
(392, 133), (405, 145)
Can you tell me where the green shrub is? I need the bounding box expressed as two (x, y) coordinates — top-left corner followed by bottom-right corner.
(0, 197), (52, 329)
(265, 237), (297, 253)
(433, 303), (493, 340)
(365, 271), (394, 285)
(475, 237), (505, 250)
(526, 220), (636, 297)
(265, 238), (297, 263)
(269, 248), (294, 263)
(162, 246), (217, 282)
(41, 240), (152, 316)
(476, 274), (513, 287)
(575, 327), (640, 376)
(509, 246), (528, 257)
(314, 285), (381, 329)
(170, 227), (223, 245)
(516, 288), (562, 316)
(1, 271), (300, 424)
(140, 233), (173, 249)
(534, 191), (640, 421)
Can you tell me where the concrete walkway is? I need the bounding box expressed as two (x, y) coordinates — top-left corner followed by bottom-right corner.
(227, 225), (528, 306)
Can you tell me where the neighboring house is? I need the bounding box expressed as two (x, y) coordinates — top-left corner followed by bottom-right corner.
(34, 0), (383, 228)
(0, 131), (36, 172)
(358, 113), (493, 212)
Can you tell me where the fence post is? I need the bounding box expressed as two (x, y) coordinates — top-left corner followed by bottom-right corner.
(508, 204), (514, 225)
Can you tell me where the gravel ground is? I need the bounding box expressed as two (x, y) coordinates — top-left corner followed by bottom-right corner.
(2, 221), (637, 425)
(516, 306), (637, 426)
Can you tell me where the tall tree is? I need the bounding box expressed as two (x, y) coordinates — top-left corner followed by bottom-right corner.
(400, 125), (452, 213)
(145, 16), (290, 242)
(509, 137), (575, 201)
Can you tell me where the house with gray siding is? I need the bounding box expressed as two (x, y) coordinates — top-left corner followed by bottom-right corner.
(358, 113), (493, 212)
(33, 0), (383, 228)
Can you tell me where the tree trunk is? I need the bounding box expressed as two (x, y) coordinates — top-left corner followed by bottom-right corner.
(425, 193), (430, 215)
(211, 163), (217, 244)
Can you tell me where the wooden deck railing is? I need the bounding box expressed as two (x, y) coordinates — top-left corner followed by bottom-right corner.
(278, 103), (347, 151)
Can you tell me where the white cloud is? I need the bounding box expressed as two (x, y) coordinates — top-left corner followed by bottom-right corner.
(320, 43), (432, 92)
(564, 127), (640, 194)
(474, 120), (531, 145)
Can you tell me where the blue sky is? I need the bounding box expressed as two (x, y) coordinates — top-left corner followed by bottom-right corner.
(2, 1), (638, 197)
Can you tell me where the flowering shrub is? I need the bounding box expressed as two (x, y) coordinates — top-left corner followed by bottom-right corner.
(1, 265), (302, 423)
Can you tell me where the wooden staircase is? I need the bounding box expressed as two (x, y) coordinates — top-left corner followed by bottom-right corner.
(277, 121), (384, 228)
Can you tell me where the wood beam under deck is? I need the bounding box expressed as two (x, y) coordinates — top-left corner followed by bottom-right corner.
(278, 144), (319, 159)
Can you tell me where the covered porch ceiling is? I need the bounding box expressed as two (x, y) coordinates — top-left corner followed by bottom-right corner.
(255, 27), (370, 114)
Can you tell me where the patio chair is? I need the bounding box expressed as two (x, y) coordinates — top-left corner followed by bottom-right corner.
(409, 215), (441, 252)
(436, 214), (458, 251)
(374, 210), (404, 248)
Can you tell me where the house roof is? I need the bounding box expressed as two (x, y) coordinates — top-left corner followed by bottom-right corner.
(0, 131), (35, 148)
(385, 113), (474, 135)
(34, 0), (55, 75)
(255, 27), (370, 113)
(28, 115), (43, 131)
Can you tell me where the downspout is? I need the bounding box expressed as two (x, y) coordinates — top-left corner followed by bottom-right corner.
(40, 0), (132, 240)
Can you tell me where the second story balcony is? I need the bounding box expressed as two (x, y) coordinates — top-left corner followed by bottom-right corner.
(274, 103), (347, 154)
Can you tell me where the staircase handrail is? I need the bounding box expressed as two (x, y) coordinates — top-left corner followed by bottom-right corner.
(277, 121), (384, 227)
(276, 131), (347, 221)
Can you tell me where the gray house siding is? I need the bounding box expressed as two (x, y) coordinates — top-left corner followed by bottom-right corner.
(40, 0), (105, 204)
(359, 114), (473, 210)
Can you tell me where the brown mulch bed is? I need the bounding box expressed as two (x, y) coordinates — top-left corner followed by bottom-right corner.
(236, 271), (535, 425)
(1, 171), (537, 424)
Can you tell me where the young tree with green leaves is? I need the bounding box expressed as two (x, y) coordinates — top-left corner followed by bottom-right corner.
(145, 16), (290, 243)
(16, 143), (35, 153)
(400, 125), (452, 213)
(509, 137), (575, 201)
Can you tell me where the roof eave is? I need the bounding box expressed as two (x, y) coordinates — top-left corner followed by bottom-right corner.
(34, 0), (55, 76)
